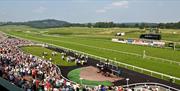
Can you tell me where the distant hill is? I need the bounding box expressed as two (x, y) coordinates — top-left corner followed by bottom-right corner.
(24, 19), (70, 28)
(1, 19), (70, 28)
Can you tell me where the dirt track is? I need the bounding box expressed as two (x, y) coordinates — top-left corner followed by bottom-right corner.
(80, 66), (123, 82)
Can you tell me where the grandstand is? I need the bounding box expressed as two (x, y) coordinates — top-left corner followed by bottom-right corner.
(140, 34), (161, 40)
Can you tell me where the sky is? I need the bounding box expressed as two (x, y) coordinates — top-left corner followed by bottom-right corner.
(0, 0), (180, 23)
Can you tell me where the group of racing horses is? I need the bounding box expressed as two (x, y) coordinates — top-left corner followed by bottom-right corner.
(42, 46), (88, 66)
(96, 60), (123, 77)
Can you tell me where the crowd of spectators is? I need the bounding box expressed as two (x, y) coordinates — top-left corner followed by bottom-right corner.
(0, 37), (127, 91)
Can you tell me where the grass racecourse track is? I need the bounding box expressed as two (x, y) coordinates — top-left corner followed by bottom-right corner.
(0, 25), (180, 83)
(67, 68), (112, 86)
(21, 46), (75, 66)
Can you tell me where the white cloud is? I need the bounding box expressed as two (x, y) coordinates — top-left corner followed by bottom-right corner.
(96, 0), (129, 13)
(74, 0), (89, 3)
(33, 6), (46, 14)
(96, 9), (107, 13)
(111, 1), (129, 8)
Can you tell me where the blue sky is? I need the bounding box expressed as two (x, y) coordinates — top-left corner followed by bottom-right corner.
(0, 0), (180, 23)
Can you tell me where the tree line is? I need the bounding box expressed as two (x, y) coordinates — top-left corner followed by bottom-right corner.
(56, 21), (180, 29)
(86, 22), (180, 29)
(1, 19), (180, 29)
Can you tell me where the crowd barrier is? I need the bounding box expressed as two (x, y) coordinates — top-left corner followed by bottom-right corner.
(122, 82), (180, 91)
(0, 77), (23, 91)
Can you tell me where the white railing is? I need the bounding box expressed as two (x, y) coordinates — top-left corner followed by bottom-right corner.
(122, 82), (180, 91)
(5, 33), (180, 85)
(146, 56), (180, 65)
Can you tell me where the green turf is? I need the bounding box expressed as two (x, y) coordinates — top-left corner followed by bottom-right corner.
(67, 68), (112, 86)
(0, 25), (180, 83)
(21, 46), (76, 66)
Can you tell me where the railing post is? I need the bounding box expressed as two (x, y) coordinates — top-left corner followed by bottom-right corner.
(150, 72), (152, 76)
(125, 65), (127, 68)
(173, 78), (175, 83)
(161, 75), (163, 79)
(133, 66), (134, 70)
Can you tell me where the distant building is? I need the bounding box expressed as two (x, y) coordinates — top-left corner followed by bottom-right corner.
(140, 34), (161, 40)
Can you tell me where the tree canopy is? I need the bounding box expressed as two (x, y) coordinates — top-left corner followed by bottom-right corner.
(1, 19), (180, 29)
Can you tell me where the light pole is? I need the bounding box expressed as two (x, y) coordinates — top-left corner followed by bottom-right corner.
(126, 78), (129, 88)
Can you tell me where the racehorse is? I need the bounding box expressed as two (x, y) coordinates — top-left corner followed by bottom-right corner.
(96, 64), (113, 77)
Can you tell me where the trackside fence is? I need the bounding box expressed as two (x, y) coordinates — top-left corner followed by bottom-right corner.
(5, 33), (180, 86)
(122, 82), (180, 91)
